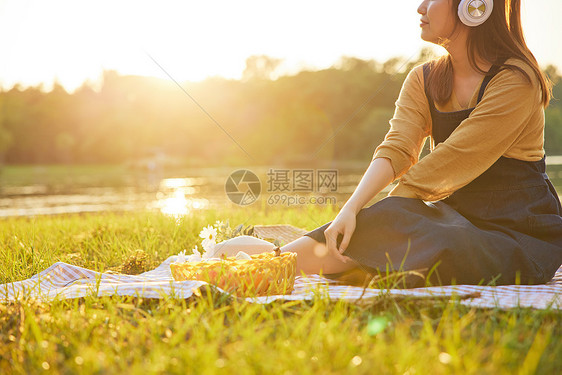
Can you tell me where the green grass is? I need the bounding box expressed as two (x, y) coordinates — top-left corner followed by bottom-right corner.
(0, 164), (131, 188)
(1, 207), (561, 374)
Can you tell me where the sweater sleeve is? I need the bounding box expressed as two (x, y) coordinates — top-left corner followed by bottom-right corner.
(372, 65), (431, 179)
(388, 63), (543, 201)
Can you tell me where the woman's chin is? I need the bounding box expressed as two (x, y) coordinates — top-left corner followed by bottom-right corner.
(420, 32), (439, 44)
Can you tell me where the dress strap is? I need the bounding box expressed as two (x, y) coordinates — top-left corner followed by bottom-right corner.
(422, 63), (436, 110)
(423, 59), (507, 106)
(476, 60), (506, 103)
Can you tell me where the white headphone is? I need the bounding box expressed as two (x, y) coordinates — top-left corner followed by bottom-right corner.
(458, 0), (494, 27)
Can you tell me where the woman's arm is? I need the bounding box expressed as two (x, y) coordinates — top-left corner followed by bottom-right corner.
(341, 157), (395, 215)
(323, 157), (394, 262)
(373, 65), (431, 180)
(390, 60), (543, 201)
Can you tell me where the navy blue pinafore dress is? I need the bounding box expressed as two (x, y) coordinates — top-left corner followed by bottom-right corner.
(304, 62), (562, 286)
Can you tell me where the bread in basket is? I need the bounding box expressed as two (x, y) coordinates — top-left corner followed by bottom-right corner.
(170, 247), (297, 297)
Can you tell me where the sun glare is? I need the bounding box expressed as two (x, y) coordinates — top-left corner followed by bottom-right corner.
(154, 189), (210, 217)
(161, 178), (203, 190)
(0, 0), (559, 92)
(0, 0), (424, 92)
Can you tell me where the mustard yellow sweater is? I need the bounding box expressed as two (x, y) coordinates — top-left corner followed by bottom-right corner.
(373, 57), (545, 201)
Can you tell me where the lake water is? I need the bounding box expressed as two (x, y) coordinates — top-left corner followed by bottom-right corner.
(1, 160), (562, 218)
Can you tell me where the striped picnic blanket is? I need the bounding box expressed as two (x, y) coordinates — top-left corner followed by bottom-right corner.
(1, 225), (561, 310)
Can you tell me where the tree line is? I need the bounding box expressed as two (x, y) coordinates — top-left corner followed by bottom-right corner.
(0, 51), (561, 167)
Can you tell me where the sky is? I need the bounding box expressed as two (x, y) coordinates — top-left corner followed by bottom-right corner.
(1, 0), (561, 92)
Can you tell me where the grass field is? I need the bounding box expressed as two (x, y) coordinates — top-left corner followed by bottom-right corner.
(1, 207), (561, 374)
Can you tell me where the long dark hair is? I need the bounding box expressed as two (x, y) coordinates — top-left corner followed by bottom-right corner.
(427, 0), (552, 108)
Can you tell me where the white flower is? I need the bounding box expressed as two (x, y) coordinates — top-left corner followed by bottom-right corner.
(201, 238), (215, 251)
(201, 238), (216, 259)
(199, 225), (217, 242)
(187, 245), (202, 262)
(177, 250), (187, 263)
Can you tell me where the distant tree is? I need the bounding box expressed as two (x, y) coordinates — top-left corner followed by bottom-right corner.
(0, 54), (559, 165)
(55, 132), (76, 163)
(544, 65), (560, 86)
(0, 127), (13, 165)
(0, 96), (12, 165)
(242, 55), (282, 81)
(405, 46), (440, 72)
(337, 56), (378, 73)
(545, 107), (562, 155)
(382, 57), (406, 75)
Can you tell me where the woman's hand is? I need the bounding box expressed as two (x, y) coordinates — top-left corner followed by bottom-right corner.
(323, 207), (357, 263)
(321, 157), (394, 264)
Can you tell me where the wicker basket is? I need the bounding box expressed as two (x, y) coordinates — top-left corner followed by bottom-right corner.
(170, 248), (297, 297)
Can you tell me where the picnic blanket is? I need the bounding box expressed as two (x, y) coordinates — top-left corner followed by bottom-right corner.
(1, 225), (561, 310)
